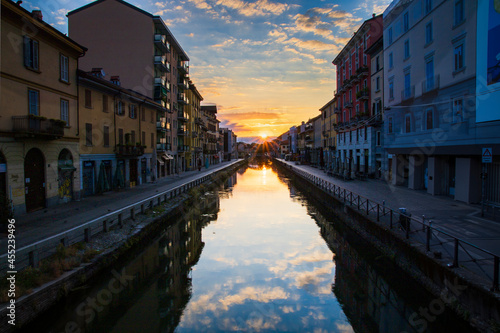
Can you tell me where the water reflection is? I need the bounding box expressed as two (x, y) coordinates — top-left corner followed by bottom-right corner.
(30, 162), (477, 333)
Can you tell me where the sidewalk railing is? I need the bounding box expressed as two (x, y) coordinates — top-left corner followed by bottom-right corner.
(0, 161), (241, 274)
(276, 159), (499, 292)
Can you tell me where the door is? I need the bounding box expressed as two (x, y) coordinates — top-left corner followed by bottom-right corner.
(141, 158), (147, 184)
(129, 159), (138, 185)
(82, 161), (95, 197)
(25, 148), (46, 212)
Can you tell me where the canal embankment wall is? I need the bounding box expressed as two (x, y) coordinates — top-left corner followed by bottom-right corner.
(0, 160), (246, 332)
(275, 159), (500, 332)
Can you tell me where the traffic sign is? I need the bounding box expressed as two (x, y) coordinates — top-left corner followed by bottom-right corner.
(482, 147), (493, 163)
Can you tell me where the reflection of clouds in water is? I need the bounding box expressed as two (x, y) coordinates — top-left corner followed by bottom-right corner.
(219, 286), (289, 311)
(336, 323), (355, 333)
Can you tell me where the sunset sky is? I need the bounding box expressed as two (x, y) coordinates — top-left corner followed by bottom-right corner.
(23, 0), (391, 142)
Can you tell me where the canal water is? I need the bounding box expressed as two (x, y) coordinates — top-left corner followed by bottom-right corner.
(29, 162), (476, 333)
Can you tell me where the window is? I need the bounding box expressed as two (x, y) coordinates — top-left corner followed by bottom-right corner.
(425, 57), (435, 91)
(454, 0), (464, 26)
(142, 131), (146, 146)
(151, 133), (154, 148)
(376, 76), (380, 91)
(363, 54), (367, 66)
(131, 130), (136, 144)
(453, 98), (464, 122)
(403, 12), (409, 32)
(364, 127), (367, 141)
(388, 117), (393, 133)
(84, 89), (92, 108)
(425, 22), (433, 45)
(60, 99), (69, 125)
(388, 27), (393, 44)
(28, 89), (39, 115)
(102, 95), (108, 112)
(426, 109), (434, 130)
(404, 72), (412, 99)
(425, 0), (432, 14)
(405, 115), (411, 133)
(349, 131), (352, 143)
(85, 123), (92, 146)
(116, 100), (124, 115)
(23, 36), (39, 70)
(376, 56), (380, 71)
(389, 52), (394, 69)
(404, 39), (410, 59)
(376, 131), (381, 146)
(60, 54), (69, 82)
(118, 128), (124, 145)
(129, 104), (137, 119)
(389, 79), (394, 100)
(104, 126), (110, 147)
(454, 44), (464, 71)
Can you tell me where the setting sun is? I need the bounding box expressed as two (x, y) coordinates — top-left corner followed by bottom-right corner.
(260, 133), (268, 139)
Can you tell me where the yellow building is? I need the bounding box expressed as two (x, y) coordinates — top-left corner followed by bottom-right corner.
(320, 97), (338, 173)
(78, 70), (160, 196)
(185, 82), (203, 170)
(0, 0), (86, 214)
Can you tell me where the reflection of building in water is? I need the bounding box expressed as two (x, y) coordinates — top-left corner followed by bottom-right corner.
(226, 173), (237, 188)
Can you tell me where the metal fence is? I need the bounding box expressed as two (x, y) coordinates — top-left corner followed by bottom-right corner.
(277, 160), (499, 292)
(0, 161), (241, 274)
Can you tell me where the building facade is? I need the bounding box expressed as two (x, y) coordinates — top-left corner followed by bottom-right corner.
(333, 14), (383, 179)
(320, 98), (337, 172)
(1, 0), (86, 214)
(383, 0), (492, 203)
(68, 0), (191, 175)
(78, 70), (160, 196)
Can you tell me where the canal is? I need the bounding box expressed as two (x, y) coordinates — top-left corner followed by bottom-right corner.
(28, 162), (476, 332)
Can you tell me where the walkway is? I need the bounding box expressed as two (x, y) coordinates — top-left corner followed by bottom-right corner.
(1, 160), (241, 250)
(277, 159), (500, 257)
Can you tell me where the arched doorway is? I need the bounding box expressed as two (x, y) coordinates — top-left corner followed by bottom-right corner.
(25, 148), (46, 212)
(58, 149), (75, 203)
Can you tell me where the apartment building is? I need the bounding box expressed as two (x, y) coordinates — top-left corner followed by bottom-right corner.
(0, 0), (86, 214)
(383, 0), (495, 203)
(185, 82), (204, 170)
(68, 0), (190, 175)
(320, 98), (338, 172)
(333, 14), (383, 179)
(201, 104), (221, 165)
(78, 70), (160, 196)
(220, 128), (237, 161)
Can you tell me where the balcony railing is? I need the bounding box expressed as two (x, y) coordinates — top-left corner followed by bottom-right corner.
(156, 143), (172, 151)
(178, 79), (189, 90)
(154, 56), (170, 73)
(178, 111), (189, 122)
(177, 128), (186, 135)
(12, 115), (65, 139)
(178, 61), (189, 74)
(356, 66), (369, 78)
(154, 34), (170, 53)
(195, 117), (204, 126)
(178, 145), (189, 152)
(116, 144), (144, 157)
(356, 89), (369, 100)
(157, 118), (166, 131)
(177, 93), (189, 105)
(344, 101), (353, 108)
(422, 74), (440, 94)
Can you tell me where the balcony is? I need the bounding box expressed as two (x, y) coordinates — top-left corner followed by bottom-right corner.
(154, 56), (170, 73)
(154, 84), (168, 101)
(192, 131), (198, 138)
(356, 89), (369, 100)
(12, 115), (65, 139)
(344, 78), (353, 88)
(334, 107), (341, 114)
(351, 75), (360, 84)
(177, 93), (189, 105)
(178, 110), (189, 122)
(345, 101), (353, 109)
(357, 66), (369, 78)
(195, 117), (204, 126)
(157, 143), (172, 151)
(154, 34), (170, 53)
(177, 128), (186, 135)
(178, 145), (189, 152)
(116, 144), (144, 157)
(178, 78), (189, 90)
(422, 75), (440, 95)
(157, 118), (166, 131)
(178, 61), (189, 75)
(401, 85), (415, 101)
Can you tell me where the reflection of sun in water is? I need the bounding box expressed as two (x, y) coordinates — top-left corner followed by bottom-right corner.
(262, 166), (267, 185)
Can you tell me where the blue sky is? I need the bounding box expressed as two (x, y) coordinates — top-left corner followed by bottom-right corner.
(23, 0), (391, 140)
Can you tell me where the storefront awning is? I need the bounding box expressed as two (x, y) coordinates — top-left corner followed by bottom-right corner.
(157, 159), (164, 166)
(162, 154), (174, 160)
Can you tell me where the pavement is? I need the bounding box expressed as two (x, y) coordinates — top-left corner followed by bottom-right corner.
(0, 160), (241, 251)
(277, 159), (500, 257)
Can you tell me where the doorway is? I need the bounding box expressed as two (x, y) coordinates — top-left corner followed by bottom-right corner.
(25, 148), (46, 212)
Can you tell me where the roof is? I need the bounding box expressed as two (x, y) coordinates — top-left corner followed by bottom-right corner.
(77, 69), (162, 109)
(319, 97), (336, 111)
(3, 0), (87, 55)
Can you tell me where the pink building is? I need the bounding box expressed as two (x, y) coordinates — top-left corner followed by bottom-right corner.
(332, 14), (383, 179)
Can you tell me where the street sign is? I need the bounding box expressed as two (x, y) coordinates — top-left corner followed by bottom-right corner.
(482, 148), (493, 163)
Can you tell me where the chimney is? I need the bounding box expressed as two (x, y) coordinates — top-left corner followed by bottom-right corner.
(90, 68), (106, 79)
(32, 10), (43, 20)
(373, 13), (376, 18)
(110, 76), (120, 86)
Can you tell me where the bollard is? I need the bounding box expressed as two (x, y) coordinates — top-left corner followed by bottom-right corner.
(377, 204), (380, 221)
(158, 197), (161, 206)
(452, 238), (459, 268)
(118, 213), (123, 228)
(131, 207), (135, 220)
(357, 195), (360, 210)
(366, 199), (369, 215)
(426, 225), (431, 251)
(141, 204), (145, 214)
(390, 210), (393, 229)
(103, 220), (108, 232)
